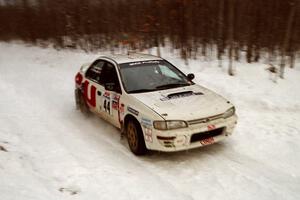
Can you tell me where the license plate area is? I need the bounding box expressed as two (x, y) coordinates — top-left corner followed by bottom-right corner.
(200, 137), (214, 145)
(190, 127), (224, 143)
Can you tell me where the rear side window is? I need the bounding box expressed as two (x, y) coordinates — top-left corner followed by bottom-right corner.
(85, 60), (105, 83)
(99, 63), (116, 84)
(99, 62), (122, 93)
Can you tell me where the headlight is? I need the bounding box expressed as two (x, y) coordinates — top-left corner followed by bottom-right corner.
(153, 120), (188, 130)
(223, 107), (235, 118)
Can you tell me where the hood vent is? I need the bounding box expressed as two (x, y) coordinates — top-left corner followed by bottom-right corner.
(160, 91), (203, 101)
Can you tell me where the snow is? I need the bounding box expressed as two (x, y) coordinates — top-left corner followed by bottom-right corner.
(0, 42), (300, 200)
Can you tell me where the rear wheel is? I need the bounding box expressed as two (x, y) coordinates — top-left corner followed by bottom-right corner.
(126, 120), (147, 155)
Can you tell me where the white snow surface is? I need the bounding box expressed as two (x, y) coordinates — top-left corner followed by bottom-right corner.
(0, 42), (300, 200)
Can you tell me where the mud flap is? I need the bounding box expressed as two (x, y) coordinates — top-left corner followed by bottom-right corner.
(75, 89), (81, 110)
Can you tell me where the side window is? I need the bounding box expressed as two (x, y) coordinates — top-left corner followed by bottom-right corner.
(99, 62), (121, 93)
(85, 60), (105, 83)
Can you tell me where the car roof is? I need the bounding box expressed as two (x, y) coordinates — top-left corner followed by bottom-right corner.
(98, 53), (163, 64)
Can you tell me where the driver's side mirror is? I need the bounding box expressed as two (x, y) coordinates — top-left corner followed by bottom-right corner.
(187, 73), (195, 81)
(104, 82), (116, 91)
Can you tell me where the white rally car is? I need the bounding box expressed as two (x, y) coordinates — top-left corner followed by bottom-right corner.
(74, 53), (237, 155)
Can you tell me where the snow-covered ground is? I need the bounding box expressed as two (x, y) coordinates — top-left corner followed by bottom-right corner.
(0, 42), (300, 200)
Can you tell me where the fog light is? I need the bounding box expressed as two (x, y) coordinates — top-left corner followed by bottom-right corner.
(157, 136), (176, 140)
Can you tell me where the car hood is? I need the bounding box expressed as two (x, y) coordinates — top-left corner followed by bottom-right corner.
(131, 84), (233, 121)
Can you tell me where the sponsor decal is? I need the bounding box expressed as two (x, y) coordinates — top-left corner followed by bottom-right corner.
(207, 124), (216, 131)
(118, 103), (125, 123)
(119, 103), (125, 114)
(112, 95), (120, 110)
(129, 60), (161, 66)
(83, 80), (96, 107)
(144, 127), (153, 143)
(103, 91), (110, 99)
(141, 118), (152, 127)
(112, 101), (118, 110)
(141, 118), (153, 143)
(127, 106), (139, 116)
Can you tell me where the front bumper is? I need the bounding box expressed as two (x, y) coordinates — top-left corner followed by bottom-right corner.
(143, 115), (237, 152)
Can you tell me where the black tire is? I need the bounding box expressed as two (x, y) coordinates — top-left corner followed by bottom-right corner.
(75, 89), (91, 116)
(126, 120), (147, 155)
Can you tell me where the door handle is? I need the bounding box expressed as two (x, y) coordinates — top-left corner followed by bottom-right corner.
(97, 91), (102, 96)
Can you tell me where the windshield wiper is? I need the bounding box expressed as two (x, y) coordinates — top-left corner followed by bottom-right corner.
(128, 89), (156, 94)
(156, 83), (190, 90)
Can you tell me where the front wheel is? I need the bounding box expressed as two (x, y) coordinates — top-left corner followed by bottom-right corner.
(126, 120), (147, 155)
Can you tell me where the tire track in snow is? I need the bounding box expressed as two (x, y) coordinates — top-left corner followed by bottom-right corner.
(203, 147), (300, 200)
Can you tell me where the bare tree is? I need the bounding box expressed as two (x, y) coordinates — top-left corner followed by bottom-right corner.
(289, 0), (300, 68)
(217, 0), (224, 67)
(228, 0), (235, 76)
(0, 0), (300, 74)
(280, 0), (298, 78)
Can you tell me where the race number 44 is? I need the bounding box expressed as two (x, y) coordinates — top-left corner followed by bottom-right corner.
(103, 99), (110, 114)
(103, 91), (111, 115)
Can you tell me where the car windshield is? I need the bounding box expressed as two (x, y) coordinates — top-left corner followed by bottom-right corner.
(119, 60), (193, 93)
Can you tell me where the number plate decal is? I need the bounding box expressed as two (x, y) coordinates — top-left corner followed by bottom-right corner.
(200, 137), (214, 146)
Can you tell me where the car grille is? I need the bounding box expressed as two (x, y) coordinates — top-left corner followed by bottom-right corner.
(187, 114), (223, 125)
(190, 128), (224, 143)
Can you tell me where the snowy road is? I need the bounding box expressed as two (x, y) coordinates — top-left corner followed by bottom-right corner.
(0, 42), (300, 200)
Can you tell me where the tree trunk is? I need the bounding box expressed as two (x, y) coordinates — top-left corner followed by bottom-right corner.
(289, 3), (299, 68)
(234, 44), (240, 61)
(217, 0), (224, 67)
(290, 52), (295, 68)
(156, 44), (161, 57)
(280, 0), (297, 78)
(155, 36), (161, 57)
(254, 45), (260, 62)
(246, 44), (253, 63)
(228, 0), (235, 76)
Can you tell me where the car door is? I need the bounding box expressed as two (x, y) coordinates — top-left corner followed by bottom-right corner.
(84, 59), (105, 114)
(99, 61), (122, 128)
